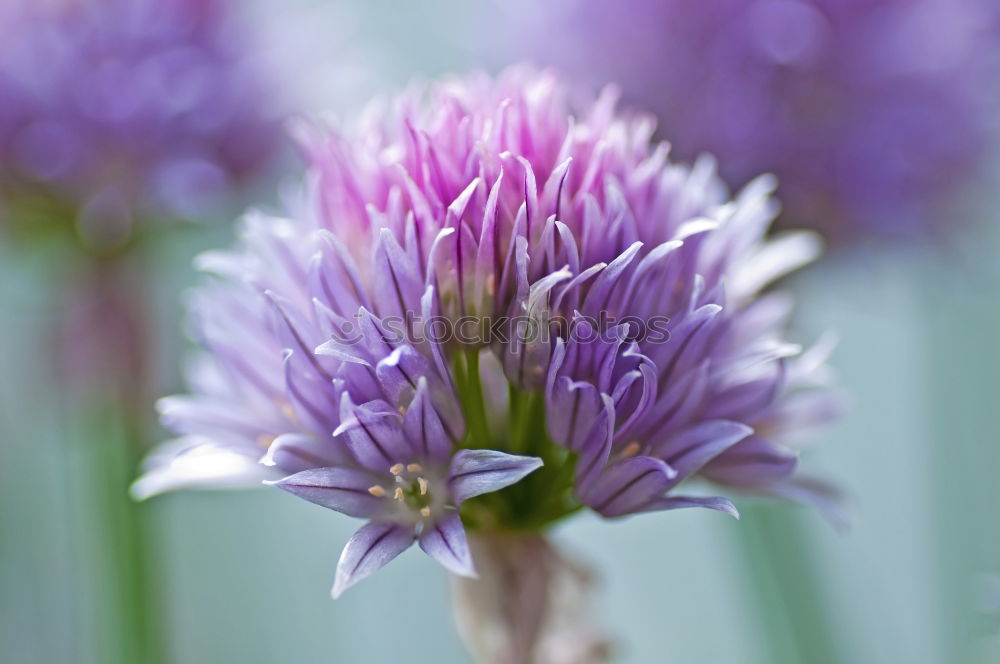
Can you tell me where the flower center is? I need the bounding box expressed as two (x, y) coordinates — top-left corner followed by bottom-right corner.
(369, 462), (434, 518)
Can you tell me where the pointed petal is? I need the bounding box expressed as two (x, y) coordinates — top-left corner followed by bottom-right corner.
(734, 231), (822, 299)
(131, 440), (277, 500)
(643, 495), (740, 518)
(570, 392), (616, 491)
(613, 360), (658, 441)
(448, 449), (543, 505)
(372, 227), (424, 320)
(315, 307), (388, 366)
(503, 267), (571, 388)
(266, 466), (387, 518)
(583, 456), (677, 518)
(374, 344), (427, 406)
(264, 291), (332, 382)
(335, 394), (411, 470)
(580, 241), (642, 314)
(313, 230), (372, 315)
(281, 350), (340, 436)
(419, 510), (475, 577)
(658, 420), (755, 485)
(474, 169), (503, 311)
(157, 394), (279, 441)
(546, 376), (608, 454)
(332, 522), (414, 598)
(402, 377), (452, 462)
(260, 432), (343, 473)
(699, 435), (797, 488)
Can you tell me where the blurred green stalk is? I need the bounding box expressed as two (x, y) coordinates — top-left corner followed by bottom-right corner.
(730, 504), (841, 664)
(54, 255), (167, 664)
(75, 402), (165, 664)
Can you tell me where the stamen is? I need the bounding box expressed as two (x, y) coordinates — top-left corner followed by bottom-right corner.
(278, 400), (297, 423)
(406, 463), (423, 472)
(394, 487), (405, 501)
(398, 405), (407, 414)
(368, 485), (386, 497)
(389, 463), (404, 476)
(621, 441), (641, 458)
(417, 477), (429, 495)
(420, 507), (431, 518)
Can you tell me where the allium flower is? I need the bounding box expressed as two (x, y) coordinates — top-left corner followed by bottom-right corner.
(0, 0), (278, 241)
(135, 67), (839, 599)
(486, 0), (999, 241)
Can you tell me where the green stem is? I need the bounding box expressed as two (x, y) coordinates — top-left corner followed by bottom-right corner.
(731, 504), (841, 664)
(508, 382), (523, 454)
(83, 404), (165, 664)
(63, 256), (166, 664)
(453, 350), (584, 532)
(509, 387), (544, 457)
(460, 348), (492, 448)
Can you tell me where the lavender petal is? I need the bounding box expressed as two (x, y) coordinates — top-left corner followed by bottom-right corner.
(130, 439), (278, 500)
(402, 376), (453, 462)
(657, 420), (754, 484)
(267, 466), (386, 518)
(699, 435), (798, 488)
(332, 521), (415, 598)
(334, 394), (411, 470)
(644, 495), (740, 519)
(260, 432), (343, 474)
(582, 455), (677, 518)
(419, 510), (476, 577)
(448, 449), (544, 505)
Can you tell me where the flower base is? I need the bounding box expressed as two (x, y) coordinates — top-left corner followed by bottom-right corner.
(451, 533), (611, 664)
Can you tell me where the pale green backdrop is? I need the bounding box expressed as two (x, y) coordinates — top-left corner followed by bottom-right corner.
(1, 1), (998, 662)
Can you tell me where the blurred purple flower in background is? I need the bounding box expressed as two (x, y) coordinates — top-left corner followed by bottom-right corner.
(136, 67), (840, 660)
(0, 0), (279, 247)
(0, 4), (282, 660)
(485, 0), (999, 243)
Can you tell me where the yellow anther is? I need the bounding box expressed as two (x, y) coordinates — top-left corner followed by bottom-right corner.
(394, 487), (405, 501)
(368, 486), (386, 497)
(389, 463), (404, 476)
(278, 400), (298, 424)
(621, 441), (641, 458)
(406, 463), (423, 472)
(417, 477), (429, 495)
(420, 507), (431, 518)
(398, 405), (407, 414)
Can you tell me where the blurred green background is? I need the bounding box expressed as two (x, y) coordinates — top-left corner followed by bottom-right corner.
(2, 1), (999, 662)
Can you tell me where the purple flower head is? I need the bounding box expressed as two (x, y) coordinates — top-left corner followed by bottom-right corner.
(135, 67), (841, 595)
(488, 0), (1000, 243)
(0, 0), (279, 241)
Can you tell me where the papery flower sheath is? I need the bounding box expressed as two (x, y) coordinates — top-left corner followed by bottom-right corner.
(486, 0), (999, 241)
(135, 67), (841, 596)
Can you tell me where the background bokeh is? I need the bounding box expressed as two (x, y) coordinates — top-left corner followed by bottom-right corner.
(2, 1), (999, 662)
